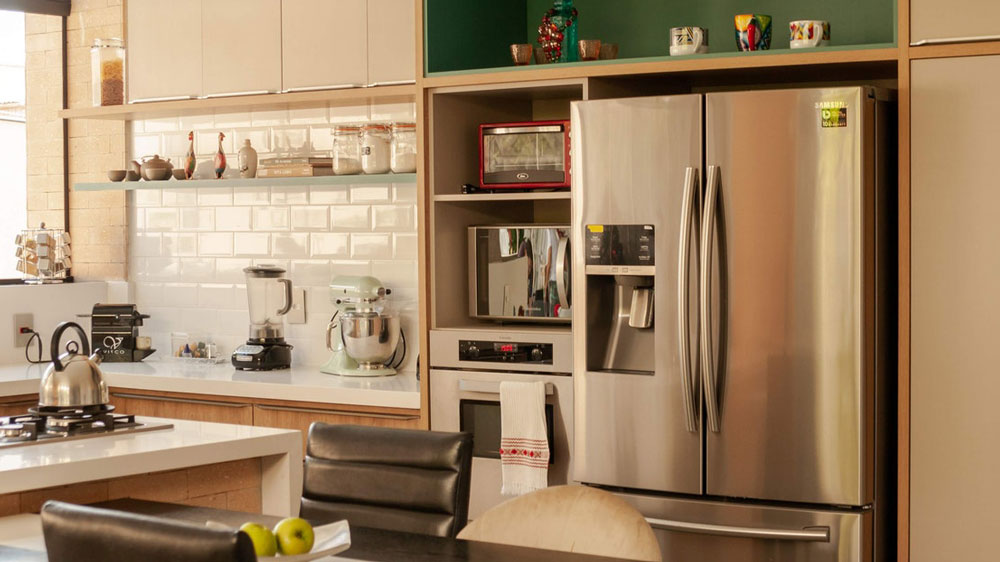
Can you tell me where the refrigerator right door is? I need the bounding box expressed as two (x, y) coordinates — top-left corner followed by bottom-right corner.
(703, 87), (876, 506)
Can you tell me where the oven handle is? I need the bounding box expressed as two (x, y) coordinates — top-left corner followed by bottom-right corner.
(459, 379), (554, 396)
(646, 518), (830, 542)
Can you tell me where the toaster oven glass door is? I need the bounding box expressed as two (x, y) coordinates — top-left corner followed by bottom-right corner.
(482, 125), (567, 186)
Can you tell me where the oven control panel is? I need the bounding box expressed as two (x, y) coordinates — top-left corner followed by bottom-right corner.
(458, 340), (553, 365)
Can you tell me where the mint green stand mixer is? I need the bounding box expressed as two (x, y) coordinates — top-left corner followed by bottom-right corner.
(321, 275), (404, 377)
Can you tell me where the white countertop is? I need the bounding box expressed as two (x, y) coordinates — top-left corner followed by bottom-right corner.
(0, 360), (420, 409)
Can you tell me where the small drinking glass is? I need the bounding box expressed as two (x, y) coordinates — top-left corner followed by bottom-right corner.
(510, 43), (533, 66)
(578, 39), (602, 61)
(599, 43), (619, 60)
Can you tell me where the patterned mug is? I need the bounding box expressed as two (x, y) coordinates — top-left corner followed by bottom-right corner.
(734, 14), (772, 51)
(790, 20), (831, 48)
(670, 27), (709, 56)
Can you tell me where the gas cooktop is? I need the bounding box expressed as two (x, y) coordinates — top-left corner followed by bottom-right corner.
(0, 404), (173, 449)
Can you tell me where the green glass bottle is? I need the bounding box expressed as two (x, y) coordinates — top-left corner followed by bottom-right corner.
(553, 0), (577, 62)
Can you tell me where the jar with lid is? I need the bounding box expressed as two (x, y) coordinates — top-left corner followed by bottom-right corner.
(360, 123), (392, 174)
(91, 38), (125, 106)
(332, 125), (363, 175)
(390, 122), (417, 173)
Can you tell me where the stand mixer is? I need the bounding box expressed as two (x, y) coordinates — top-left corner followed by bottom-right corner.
(321, 275), (404, 377)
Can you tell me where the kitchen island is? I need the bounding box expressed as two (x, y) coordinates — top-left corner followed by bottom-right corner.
(0, 417), (302, 519)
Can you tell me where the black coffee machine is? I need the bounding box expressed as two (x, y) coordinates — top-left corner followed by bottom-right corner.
(87, 304), (156, 362)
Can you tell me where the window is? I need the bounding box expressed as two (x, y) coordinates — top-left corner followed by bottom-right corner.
(0, 10), (26, 279)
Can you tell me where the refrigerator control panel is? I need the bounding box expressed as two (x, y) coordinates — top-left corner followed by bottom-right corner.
(585, 224), (654, 270)
(458, 340), (553, 365)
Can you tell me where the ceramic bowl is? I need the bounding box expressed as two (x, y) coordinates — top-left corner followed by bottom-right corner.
(107, 170), (127, 182)
(124, 170), (140, 182)
(145, 168), (172, 181)
(172, 169), (187, 180)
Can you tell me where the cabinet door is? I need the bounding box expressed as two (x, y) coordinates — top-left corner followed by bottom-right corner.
(109, 391), (253, 425)
(282, 0), (368, 91)
(911, 0), (1000, 44)
(201, 0), (282, 96)
(366, 0), (416, 85)
(127, 0), (202, 102)
(0, 395), (38, 417)
(911, 55), (1000, 562)
(253, 404), (421, 452)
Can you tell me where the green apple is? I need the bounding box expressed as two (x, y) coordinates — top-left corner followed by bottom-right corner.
(240, 522), (277, 557)
(273, 517), (314, 555)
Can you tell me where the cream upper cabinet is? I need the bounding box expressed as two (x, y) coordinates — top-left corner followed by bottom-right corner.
(367, 0), (416, 85)
(911, 55), (1000, 562)
(201, 0), (282, 96)
(911, 0), (1000, 44)
(282, 0), (368, 91)
(127, 0), (203, 102)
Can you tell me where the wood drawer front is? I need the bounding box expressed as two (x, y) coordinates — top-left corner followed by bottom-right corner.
(109, 392), (253, 425)
(0, 395), (38, 417)
(252, 404), (420, 451)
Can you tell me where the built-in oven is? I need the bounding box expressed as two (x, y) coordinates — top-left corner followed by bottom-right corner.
(430, 328), (573, 520)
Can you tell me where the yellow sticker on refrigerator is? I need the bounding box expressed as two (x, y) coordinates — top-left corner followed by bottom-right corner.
(821, 107), (847, 128)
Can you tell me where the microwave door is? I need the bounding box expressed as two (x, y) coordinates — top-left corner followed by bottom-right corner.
(488, 257), (530, 317)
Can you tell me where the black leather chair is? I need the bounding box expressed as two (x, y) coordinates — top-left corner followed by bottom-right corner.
(300, 423), (473, 538)
(40, 501), (256, 562)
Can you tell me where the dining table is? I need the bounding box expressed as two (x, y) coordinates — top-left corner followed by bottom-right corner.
(89, 498), (641, 562)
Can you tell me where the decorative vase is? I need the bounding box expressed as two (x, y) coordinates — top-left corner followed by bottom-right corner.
(238, 139), (258, 179)
(537, 0), (578, 63)
(214, 132), (227, 179)
(184, 131), (196, 179)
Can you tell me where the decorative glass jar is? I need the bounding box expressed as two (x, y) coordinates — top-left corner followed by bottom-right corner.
(390, 122), (417, 173)
(91, 38), (124, 106)
(360, 123), (392, 174)
(332, 125), (363, 175)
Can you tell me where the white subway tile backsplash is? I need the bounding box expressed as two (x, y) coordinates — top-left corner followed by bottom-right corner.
(214, 112), (252, 128)
(146, 208), (178, 231)
(272, 127), (309, 155)
(372, 260), (418, 289)
(251, 109), (289, 127)
(179, 208), (215, 231)
(330, 205), (370, 230)
(161, 188), (198, 207)
(288, 107), (328, 125)
(134, 189), (162, 208)
(162, 132), (191, 157)
(234, 186), (270, 205)
(143, 117), (180, 133)
(133, 233), (162, 257)
(253, 207), (290, 231)
(233, 129), (271, 153)
(179, 113), (214, 131)
(394, 233), (418, 259)
(179, 258), (216, 282)
(198, 232), (234, 256)
(370, 102), (416, 122)
(291, 206), (329, 231)
(271, 186), (310, 205)
(329, 104), (370, 124)
(310, 233), (349, 258)
(291, 260), (332, 286)
(351, 185), (390, 202)
(196, 131), (232, 155)
(234, 233), (270, 257)
(351, 233), (392, 259)
(272, 233), (310, 258)
(162, 283), (199, 307)
(198, 283), (236, 309)
(145, 257), (181, 280)
(215, 207), (252, 231)
(162, 233), (198, 256)
(215, 258), (252, 283)
(330, 260), (372, 277)
(310, 186), (349, 204)
(134, 282), (163, 304)
(198, 187), (234, 206)
(393, 184), (417, 203)
(372, 205), (414, 231)
(310, 127), (333, 151)
(133, 134), (161, 157)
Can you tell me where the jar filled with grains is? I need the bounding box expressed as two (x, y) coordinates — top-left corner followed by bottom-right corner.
(360, 123), (392, 174)
(91, 38), (124, 106)
(390, 122), (417, 173)
(332, 125), (363, 175)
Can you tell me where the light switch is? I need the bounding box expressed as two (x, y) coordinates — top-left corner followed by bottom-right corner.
(287, 288), (306, 324)
(13, 313), (34, 347)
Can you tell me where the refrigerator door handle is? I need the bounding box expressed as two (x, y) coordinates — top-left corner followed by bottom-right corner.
(646, 517), (831, 542)
(700, 165), (721, 433)
(677, 166), (700, 433)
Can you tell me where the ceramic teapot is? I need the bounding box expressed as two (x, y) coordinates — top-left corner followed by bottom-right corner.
(140, 154), (174, 181)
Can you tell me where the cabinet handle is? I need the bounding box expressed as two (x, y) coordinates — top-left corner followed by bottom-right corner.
(201, 90), (276, 99)
(458, 379), (554, 396)
(282, 84), (365, 93)
(255, 404), (419, 421)
(911, 34), (1000, 46)
(110, 392), (251, 408)
(366, 80), (417, 87)
(128, 95), (198, 103)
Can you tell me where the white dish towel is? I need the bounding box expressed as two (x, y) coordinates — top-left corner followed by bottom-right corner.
(499, 380), (550, 496)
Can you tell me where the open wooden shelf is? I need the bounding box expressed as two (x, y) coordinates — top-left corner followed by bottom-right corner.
(59, 84), (416, 121)
(74, 173), (416, 192)
(434, 191), (571, 202)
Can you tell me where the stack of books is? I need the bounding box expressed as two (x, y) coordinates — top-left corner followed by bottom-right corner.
(257, 157), (333, 178)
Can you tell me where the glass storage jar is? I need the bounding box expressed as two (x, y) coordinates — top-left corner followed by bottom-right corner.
(332, 125), (363, 175)
(91, 38), (125, 106)
(360, 123), (392, 174)
(390, 122), (417, 173)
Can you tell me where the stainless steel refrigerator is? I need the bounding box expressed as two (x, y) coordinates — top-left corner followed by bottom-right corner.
(570, 87), (893, 562)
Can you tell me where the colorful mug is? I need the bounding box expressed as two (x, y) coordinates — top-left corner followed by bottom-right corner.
(735, 14), (772, 51)
(670, 27), (709, 56)
(790, 20), (830, 48)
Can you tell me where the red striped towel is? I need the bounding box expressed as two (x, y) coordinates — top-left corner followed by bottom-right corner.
(499, 381), (549, 496)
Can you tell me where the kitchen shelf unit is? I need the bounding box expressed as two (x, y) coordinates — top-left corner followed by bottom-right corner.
(433, 191), (570, 202)
(58, 84), (416, 121)
(74, 173), (417, 192)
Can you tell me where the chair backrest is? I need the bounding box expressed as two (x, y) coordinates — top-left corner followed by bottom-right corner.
(40, 501), (256, 562)
(300, 423), (473, 538)
(457, 485), (662, 562)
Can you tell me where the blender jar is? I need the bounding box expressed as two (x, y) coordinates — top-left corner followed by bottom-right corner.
(244, 265), (293, 342)
(91, 38), (124, 106)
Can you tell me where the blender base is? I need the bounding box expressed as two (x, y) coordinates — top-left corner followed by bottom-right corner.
(232, 341), (293, 371)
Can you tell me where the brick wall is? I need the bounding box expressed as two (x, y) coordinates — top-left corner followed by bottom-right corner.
(25, 0), (128, 280)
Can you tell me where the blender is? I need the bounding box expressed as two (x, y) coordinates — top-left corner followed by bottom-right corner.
(232, 265), (294, 370)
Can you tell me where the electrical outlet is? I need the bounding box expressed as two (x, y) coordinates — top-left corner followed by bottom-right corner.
(13, 313), (34, 347)
(287, 288), (307, 324)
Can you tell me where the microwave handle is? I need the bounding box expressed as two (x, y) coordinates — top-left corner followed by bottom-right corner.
(459, 379), (555, 396)
(555, 237), (570, 308)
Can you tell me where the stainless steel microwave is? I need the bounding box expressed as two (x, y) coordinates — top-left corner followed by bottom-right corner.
(468, 226), (571, 323)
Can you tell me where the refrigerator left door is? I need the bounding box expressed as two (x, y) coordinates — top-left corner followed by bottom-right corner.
(571, 95), (703, 495)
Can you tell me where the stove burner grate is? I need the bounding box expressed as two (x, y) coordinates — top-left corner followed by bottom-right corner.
(0, 405), (140, 442)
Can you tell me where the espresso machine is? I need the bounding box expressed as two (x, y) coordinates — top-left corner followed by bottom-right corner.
(320, 275), (403, 377)
(232, 265), (294, 370)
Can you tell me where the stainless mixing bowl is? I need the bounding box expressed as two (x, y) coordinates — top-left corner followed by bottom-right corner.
(340, 310), (400, 369)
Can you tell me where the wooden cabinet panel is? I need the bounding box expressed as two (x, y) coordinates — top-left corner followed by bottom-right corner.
(127, 0), (202, 102)
(253, 403), (420, 451)
(367, 0), (416, 85)
(911, 55), (1000, 562)
(282, 0), (368, 91)
(201, 0), (282, 96)
(911, 0), (1000, 44)
(0, 395), (38, 417)
(109, 391), (253, 425)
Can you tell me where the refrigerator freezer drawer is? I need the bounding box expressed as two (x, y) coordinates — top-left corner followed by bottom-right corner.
(616, 491), (872, 562)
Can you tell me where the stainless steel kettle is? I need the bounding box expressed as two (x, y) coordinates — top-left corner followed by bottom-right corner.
(39, 321), (109, 408)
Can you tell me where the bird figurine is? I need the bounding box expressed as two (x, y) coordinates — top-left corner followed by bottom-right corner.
(184, 131), (196, 179)
(214, 132), (227, 179)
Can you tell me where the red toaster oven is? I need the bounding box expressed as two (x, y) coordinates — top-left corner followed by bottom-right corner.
(478, 120), (571, 189)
